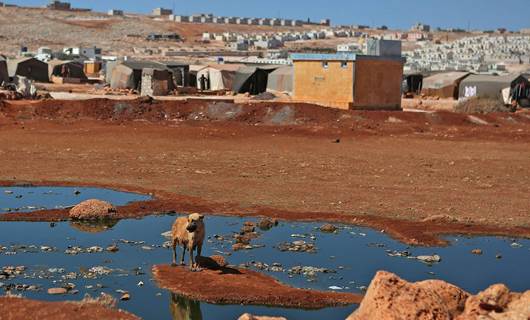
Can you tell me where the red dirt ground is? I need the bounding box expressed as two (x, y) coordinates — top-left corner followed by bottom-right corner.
(0, 296), (140, 320)
(153, 264), (362, 308)
(1, 99), (530, 246)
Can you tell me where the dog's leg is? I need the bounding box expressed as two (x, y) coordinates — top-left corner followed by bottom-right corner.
(180, 246), (186, 266)
(171, 239), (177, 267)
(197, 243), (203, 258)
(189, 247), (195, 271)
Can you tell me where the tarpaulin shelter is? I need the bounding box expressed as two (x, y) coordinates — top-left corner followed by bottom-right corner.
(402, 71), (424, 95)
(266, 66), (293, 94)
(164, 61), (190, 87)
(110, 60), (172, 90)
(195, 64), (242, 91)
(0, 57), (8, 85)
(48, 60), (87, 81)
(421, 71), (470, 99)
(7, 57), (49, 83)
(188, 65), (205, 90)
(458, 73), (529, 102)
(140, 68), (175, 96)
(232, 65), (278, 94)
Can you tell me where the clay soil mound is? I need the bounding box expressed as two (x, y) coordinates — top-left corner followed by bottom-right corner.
(153, 264), (362, 309)
(69, 199), (117, 220)
(0, 296), (139, 320)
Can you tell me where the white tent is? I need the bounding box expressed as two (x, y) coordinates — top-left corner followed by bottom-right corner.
(195, 64), (242, 91)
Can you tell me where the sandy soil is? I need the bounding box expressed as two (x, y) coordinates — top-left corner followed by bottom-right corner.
(1, 99), (530, 246)
(153, 264), (362, 308)
(0, 296), (140, 320)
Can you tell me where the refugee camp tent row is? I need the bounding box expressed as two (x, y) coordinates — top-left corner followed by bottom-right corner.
(421, 71), (470, 99)
(164, 61), (190, 87)
(48, 60), (88, 83)
(195, 64), (242, 91)
(0, 57), (9, 85)
(266, 66), (293, 94)
(7, 57), (49, 83)
(458, 73), (530, 104)
(232, 66), (278, 95)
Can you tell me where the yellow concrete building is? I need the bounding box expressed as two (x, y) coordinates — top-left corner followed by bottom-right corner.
(292, 53), (404, 110)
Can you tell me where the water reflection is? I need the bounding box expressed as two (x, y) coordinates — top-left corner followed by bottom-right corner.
(69, 220), (119, 233)
(170, 293), (203, 320)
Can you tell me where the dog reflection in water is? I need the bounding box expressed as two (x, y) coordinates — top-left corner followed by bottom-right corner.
(170, 293), (203, 320)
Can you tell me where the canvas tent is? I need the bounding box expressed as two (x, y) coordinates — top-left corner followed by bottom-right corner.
(48, 60), (88, 81)
(403, 72), (424, 95)
(421, 71), (470, 99)
(164, 61), (190, 87)
(110, 60), (172, 91)
(195, 64), (242, 91)
(458, 74), (529, 102)
(7, 57), (49, 83)
(266, 66), (293, 94)
(140, 68), (174, 96)
(232, 65), (278, 94)
(0, 57), (8, 85)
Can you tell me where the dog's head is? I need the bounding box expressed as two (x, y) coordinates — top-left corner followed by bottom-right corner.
(186, 213), (204, 233)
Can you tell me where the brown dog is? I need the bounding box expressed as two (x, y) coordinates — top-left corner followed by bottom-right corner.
(171, 213), (205, 270)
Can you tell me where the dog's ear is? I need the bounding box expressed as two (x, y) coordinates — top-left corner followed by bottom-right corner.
(199, 214), (204, 220)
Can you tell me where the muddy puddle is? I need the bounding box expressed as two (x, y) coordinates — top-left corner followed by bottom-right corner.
(1, 187), (529, 320)
(1, 186), (151, 213)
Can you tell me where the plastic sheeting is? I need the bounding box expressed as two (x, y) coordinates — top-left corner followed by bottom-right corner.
(48, 60), (87, 80)
(232, 66), (278, 94)
(421, 72), (470, 99)
(7, 58), (49, 83)
(266, 66), (293, 94)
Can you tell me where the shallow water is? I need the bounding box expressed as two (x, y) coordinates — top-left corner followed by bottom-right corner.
(1, 215), (529, 320)
(0, 186), (151, 213)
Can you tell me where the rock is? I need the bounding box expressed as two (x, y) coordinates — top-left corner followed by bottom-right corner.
(347, 271), (469, 320)
(238, 314), (287, 320)
(257, 218), (278, 230)
(471, 249), (483, 255)
(69, 199), (117, 220)
(47, 287), (68, 295)
(161, 231), (172, 239)
(456, 284), (524, 319)
(120, 293), (130, 301)
(319, 224), (338, 233)
(416, 254), (442, 264)
(241, 225), (255, 234)
(232, 243), (247, 251)
(106, 244), (119, 252)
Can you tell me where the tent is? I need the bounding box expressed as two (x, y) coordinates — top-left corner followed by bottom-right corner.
(164, 61), (190, 87)
(0, 57), (8, 85)
(140, 68), (175, 96)
(48, 60), (88, 81)
(232, 65), (278, 94)
(7, 57), (49, 83)
(458, 74), (529, 102)
(402, 72), (424, 95)
(421, 71), (470, 99)
(110, 60), (172, 90)
(188, 65), (205, 90)
(266, 66), (293, 94)
(195, 64), (242, 91)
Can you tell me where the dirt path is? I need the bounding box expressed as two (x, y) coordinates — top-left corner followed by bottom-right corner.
(1, 100), (530, 245)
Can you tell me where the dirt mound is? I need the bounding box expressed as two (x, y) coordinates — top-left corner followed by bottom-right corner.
(0, 296), (139, 320)
(347, 271), (468, 320)
(455, 97), (513, 114)
(347, 271), (530, 320)
(153, 264), (362, 308)
(69, 199), (117, 220)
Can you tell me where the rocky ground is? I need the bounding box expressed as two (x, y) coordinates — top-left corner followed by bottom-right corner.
(347, 271), (530, 320)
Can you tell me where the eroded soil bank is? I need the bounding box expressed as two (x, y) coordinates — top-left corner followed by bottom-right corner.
(153, 264), (362, 308)
(0, 296), (140, 320)
(1, 99), (530, 245)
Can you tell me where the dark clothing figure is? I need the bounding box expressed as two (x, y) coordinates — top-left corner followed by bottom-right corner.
(199, 74), (208, 91)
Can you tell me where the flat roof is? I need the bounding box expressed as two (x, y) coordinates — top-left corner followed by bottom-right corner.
(291, 53), (404, 62)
